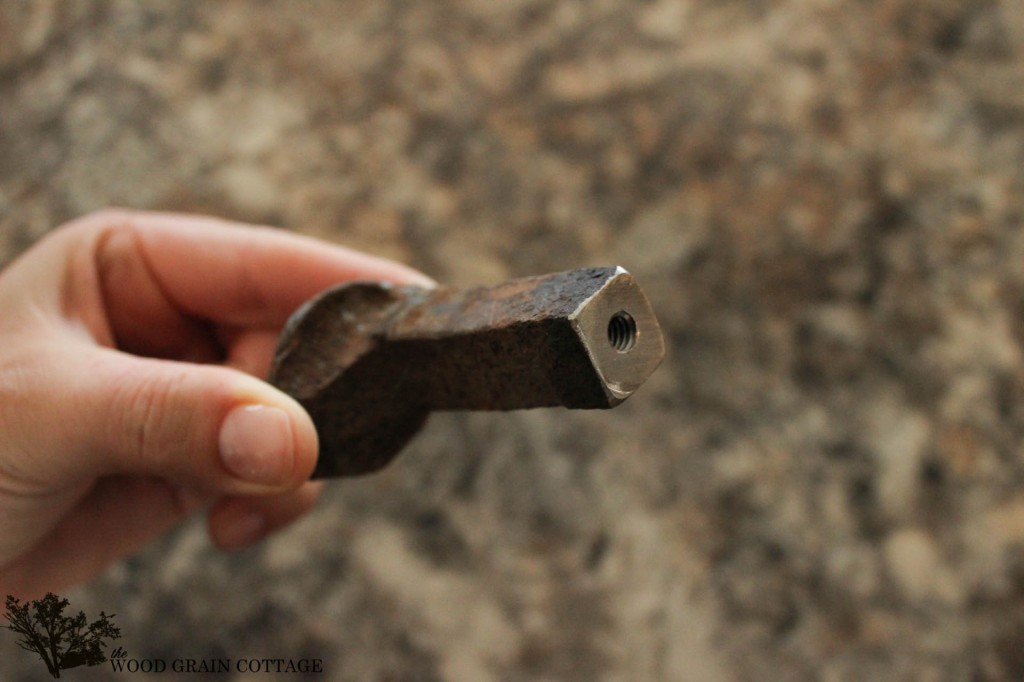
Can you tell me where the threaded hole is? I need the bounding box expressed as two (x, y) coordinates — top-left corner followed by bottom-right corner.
(608, 311), (637, 353)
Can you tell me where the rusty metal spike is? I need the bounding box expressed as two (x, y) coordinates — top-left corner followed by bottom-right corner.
(269, 266), (665, 478)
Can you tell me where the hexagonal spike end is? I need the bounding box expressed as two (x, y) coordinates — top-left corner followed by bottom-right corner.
(569, 267), (665, 404)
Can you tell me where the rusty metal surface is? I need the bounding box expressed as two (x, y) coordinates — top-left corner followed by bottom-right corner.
(269, 266), (664, 478)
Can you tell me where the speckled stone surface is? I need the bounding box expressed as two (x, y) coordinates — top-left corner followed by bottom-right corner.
(3, 1), (1024, 680)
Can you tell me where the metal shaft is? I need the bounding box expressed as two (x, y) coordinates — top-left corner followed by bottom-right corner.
(269, 266), (664, 478)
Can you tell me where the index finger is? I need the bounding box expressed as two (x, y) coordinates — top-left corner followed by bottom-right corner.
(90, 209), (435, 329)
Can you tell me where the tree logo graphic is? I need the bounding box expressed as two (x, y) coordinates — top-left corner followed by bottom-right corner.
(3, 592), (121, 678)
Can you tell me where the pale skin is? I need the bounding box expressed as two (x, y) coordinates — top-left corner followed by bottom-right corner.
(0, 210), (434, 598)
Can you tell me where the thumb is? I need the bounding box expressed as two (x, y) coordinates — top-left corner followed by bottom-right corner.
(57, 348), (318, 493)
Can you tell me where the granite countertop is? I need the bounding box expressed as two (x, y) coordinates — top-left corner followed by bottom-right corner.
(2, 1), (1024, 680)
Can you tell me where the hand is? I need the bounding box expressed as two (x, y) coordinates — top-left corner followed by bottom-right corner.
(0, 210), (434, 597)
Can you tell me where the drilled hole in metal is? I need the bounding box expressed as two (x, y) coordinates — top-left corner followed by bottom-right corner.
(607, 311), (637, 352)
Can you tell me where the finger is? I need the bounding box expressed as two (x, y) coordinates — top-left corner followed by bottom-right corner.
(0, 477), (210, 598)
(208, 482), (322, 551)
(218, 327), (282, 378)
(90, 223), (225, 361)
(84, 209), (435, 336)
(20, 347), (320, 494)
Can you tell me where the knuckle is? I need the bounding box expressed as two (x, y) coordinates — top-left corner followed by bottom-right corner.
(75, 207), (137, 232)
(55, 208), (136, 247)
(111, 368), (190, 468)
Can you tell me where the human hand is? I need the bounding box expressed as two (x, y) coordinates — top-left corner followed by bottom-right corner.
(0, 210), (434, 597)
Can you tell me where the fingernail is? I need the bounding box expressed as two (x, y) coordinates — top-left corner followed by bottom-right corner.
(216, 509), (267, 550)
(219, 405), (294, 485)
(406, 272), (438, 289)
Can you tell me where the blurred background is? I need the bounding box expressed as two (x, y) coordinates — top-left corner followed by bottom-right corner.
(2, 1), (1024, 680)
